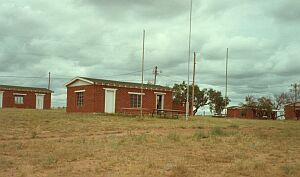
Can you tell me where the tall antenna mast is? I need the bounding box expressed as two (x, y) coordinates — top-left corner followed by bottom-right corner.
(48, 72), (51, 90)
(186, 0), (193, 120)
(225, 48), (229, 116)
(140, 30), (145, 118)
(192, 52), (196, 116)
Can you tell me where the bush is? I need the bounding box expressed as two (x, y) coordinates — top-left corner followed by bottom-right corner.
(193, 131), (208, 141)
(167, 132), (180, 142)
(228, 124), (239, 129)
(210, 127), (226, 137)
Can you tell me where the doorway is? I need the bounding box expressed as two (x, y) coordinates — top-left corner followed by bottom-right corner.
(156, 94), (164, 110)
(104, 89), (116, 113)
(36, 94), (44, 109)
(0, 91), (3, 108)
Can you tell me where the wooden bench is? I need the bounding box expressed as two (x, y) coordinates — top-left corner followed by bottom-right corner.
(151, 109), (184, 119)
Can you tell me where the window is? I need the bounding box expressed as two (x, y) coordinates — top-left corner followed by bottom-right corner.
(130, 94), (141, 108)
(15, 95), (24, 104)
(76, 92), (84, 107)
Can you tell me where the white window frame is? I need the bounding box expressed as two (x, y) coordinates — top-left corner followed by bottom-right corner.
(14, 95), (25, 104)
(76, 92), (84, 107)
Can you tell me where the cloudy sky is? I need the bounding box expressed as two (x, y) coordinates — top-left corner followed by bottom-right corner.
(0, 0), (299, 108)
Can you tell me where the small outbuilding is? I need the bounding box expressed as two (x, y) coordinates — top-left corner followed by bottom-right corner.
(0, 85), (52, 109)
(284, 102), (300, 120)
(65, 77), (173, 114)
(227, 106), (256, 119)
(227, 106), (277, 119)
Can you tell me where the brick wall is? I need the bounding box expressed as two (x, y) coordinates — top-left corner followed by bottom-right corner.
(285, 105), (298, 120)
(66, 84), (173, 113)
(1, 90), (51, 109)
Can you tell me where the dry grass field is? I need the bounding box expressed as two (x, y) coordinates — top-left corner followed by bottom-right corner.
(0, 108), (300, 177)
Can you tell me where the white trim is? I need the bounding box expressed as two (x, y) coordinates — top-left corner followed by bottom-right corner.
(156, 94), (165, 110)
(35, 93), (46, 96)
(104, 89), (116, 113)
(75, 90), (86, 93)
(103, 88), (118, 91)
(13, 93), (27, 96)
(154, 92), (166, 95)
(128, 92), (145, 95)
(0, 91), (3, 108)
(65, 77), (94, 87)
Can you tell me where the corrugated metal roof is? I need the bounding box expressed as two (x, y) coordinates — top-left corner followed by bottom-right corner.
(0, 85), (53, 93)
(80, 77), (172, 91)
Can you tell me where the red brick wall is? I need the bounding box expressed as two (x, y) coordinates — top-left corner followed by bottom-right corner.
(227, 109), (240, 118)
(1, 90), (51, 109)
(227, 108), (256, 119)
(66, 85), (96, 113)
(285, 105), (298, 120)
(66, 84), (173, 113)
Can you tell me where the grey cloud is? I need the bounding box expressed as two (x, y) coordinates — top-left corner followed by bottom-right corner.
(83, 0), (189, 21)
(0, 0), (299, 108)
(270, 0), (300, 23)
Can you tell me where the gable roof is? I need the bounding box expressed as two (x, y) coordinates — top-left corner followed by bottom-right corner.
(0, 85), (53, 93)
(65, 76), (173, 91)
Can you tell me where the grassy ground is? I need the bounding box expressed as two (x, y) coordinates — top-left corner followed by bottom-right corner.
(0, 109), (299, 177)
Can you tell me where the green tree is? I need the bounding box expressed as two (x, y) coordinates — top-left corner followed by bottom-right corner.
(172, 82), (209, 115)
(172, 82), (230, 115)
(241, 95), (275, 119)
(240, 95), (257, 108)
(207, 89), (230, 115)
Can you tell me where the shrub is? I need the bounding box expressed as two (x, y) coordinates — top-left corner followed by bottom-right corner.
(193, 131), (208, 141)
(167, 132), (180, 142)
(210, 127), (226, 137)
(31, 131), (37, 139)
(168, 164), (189, 177)
(228, 124), (239, 129)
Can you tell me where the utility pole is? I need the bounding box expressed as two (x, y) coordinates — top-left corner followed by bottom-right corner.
(48, 72), (51, 90)
(140, 30), (145, 118)
(153, 66), (158, 85)
(225, 48), (229, 117)
(191, 52), (196, 116)
(186, 0), (193, 120)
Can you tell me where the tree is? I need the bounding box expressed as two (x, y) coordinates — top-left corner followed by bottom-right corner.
(172, 82), (209, 115)
(241, 95), (275, 119)
(241, 95), (257, 108)
(172, 82), (230, 115)
(257, 96), (274, 118)
(290, 83), (300, 102)
(274, 92), (291, 110)
(207, 89), (230, 115)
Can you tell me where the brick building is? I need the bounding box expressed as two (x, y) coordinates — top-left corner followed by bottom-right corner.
(65, 77), (173, 114)
(284, 102), (300, 120)
(0, 85), (52, 109)
(227, 106), (257, 119)
(227, 106), (277, 119)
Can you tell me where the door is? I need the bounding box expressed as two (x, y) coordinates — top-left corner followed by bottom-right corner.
(36, 95), (44, 109)
(0, 91), (3, 108)
(156, 95), (164, 110)
(105, 90), (116, 113)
